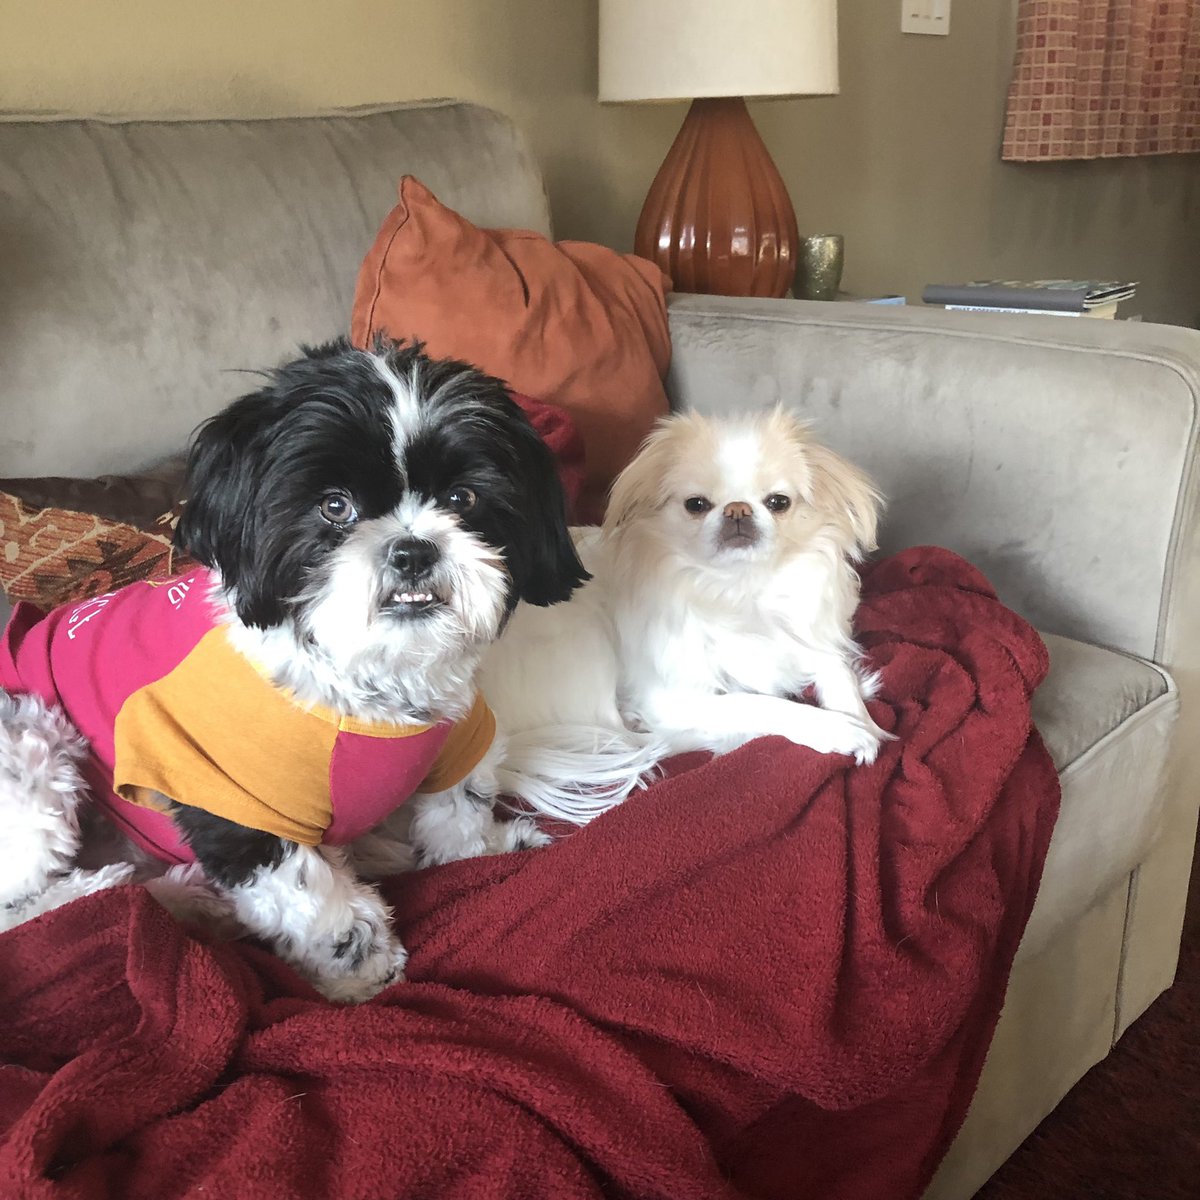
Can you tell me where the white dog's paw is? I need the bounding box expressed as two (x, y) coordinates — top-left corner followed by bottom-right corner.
(415, 813), (549, 867)
(313, 942), (408, 1005)
(410, 783), (551, 868)
(307, 914), (408, 1004)
(837, 712), (897, 766)
(487, 815), (551, 854)
(845, 723), (883, 766)
(777, 708), (883, 765)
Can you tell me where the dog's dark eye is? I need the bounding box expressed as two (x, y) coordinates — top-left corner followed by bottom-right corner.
(684, 496), (713, 515)
(445, 486), (477, 514)
(764, 493), (791, 514)
(319, 491), (357, 526)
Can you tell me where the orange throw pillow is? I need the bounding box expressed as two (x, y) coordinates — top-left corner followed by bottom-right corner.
(351, 177), (672, 524)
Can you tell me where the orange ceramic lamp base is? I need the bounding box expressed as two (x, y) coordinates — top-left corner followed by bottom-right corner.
(634, 97), (799, 299)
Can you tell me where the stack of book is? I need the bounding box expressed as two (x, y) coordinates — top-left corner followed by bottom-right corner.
(921, 279), (1137, 319)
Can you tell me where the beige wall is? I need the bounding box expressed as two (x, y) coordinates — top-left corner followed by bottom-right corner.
(2, 0), (1196, 326)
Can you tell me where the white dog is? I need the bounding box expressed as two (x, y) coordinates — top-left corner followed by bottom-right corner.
(482, 408), (888, 821)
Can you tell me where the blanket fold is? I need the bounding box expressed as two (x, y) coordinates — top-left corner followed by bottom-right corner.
(0, 546), (1060, 1200)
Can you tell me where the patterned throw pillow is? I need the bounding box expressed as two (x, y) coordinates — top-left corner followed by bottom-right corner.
(0, 480), (193, 613)
(0, 398), (580, 615)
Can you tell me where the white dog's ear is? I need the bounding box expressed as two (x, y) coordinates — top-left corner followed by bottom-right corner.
(767, 408), (882, 556)
(603, 420), (676, 531)
(803, 442), (882, 556)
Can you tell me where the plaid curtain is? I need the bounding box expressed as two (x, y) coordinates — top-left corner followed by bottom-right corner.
(1003, 0), (1200, 161)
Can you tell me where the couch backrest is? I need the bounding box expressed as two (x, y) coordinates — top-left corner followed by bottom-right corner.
(0, 100), (552, 477)
(666, 294), (1200, 664)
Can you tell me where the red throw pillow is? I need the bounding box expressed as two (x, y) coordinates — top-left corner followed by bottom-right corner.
(351, 177), (672, 524)
(509, 391), (586, 522)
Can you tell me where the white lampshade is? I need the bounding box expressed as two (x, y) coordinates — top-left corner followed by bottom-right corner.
(599, 0), (839, 102)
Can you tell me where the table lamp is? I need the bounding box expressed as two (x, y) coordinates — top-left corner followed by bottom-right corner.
(599, 0), (839, 298)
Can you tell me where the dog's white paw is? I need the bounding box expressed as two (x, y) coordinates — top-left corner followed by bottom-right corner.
(410, 790), (550, 868)
(777, 708), (883, 765)
(313, 942), (408, 1004)
(844, 723), (883, 766)
(419, 814), (549, 866)
(488, 815), (551, 854)
(835, 713), (896, 766)
(307, 912), (408, 1004)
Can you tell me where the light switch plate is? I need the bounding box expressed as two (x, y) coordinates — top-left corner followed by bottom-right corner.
(902, 0), (951, 36)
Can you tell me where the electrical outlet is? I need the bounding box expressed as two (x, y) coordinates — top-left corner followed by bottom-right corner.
(902, 0), (951, 36)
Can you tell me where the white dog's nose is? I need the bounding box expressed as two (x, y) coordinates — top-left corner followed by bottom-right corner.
(724, 501), (753, 522)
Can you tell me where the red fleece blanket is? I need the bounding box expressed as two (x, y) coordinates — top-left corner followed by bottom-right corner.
(0, 547), (1059, 1200)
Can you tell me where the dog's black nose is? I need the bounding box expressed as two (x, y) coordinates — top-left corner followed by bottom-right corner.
(389, 538), (440, 580)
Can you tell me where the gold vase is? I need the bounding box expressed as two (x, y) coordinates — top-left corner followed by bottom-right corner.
(795, 234), (844, 301)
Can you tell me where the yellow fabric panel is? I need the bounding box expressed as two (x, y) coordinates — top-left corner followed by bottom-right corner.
(336, 711), (434, 737)
(114, 629), (339, 845)
(419, 693), (496, 794)
(113, 627), (496, 843)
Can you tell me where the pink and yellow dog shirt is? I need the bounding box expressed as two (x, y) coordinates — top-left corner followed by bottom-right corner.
(0, 571), (495, 864)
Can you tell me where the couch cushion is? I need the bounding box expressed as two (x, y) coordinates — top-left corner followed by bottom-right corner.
(0, 102), (552, 480)
(1020, 632), (1178, 956)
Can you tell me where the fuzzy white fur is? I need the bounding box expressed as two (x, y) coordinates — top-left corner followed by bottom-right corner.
(0, 691), (92, 912)
(483, 408), (889, 821)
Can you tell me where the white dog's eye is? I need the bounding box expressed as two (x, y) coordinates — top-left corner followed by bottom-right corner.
(319, 490), (358, 526)
(684, 495), (713, 515)
(764, 493), (792, 514)
(445, 486), (477, 514)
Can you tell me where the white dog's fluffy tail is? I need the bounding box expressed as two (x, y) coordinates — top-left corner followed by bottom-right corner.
(496, 725), (667, 825)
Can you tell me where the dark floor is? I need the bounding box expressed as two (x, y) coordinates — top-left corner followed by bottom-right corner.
(974, 834), (1200, 1199)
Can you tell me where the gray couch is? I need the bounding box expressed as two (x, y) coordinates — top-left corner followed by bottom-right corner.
(2, 100), (1197, 1199)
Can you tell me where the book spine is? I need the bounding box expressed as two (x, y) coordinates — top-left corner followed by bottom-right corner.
(922, 284), (1089, 311)
(942, 305), (1082, 316)
(940, 303), (1117, 319)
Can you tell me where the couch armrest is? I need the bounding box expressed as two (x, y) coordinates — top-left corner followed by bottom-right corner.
(667, 294), (1200, 1111)
(666, 294), (1200, 670)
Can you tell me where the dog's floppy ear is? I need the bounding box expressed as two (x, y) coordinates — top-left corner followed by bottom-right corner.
(175, 388), (286, 627)
(500, 399), (590, 607)
(602, 416), (680, 533)
(766, 406), (881, 556)
(802, 441), (882, 556)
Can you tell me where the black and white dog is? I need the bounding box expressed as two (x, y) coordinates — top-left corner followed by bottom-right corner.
(0, 338), (639, 1002)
